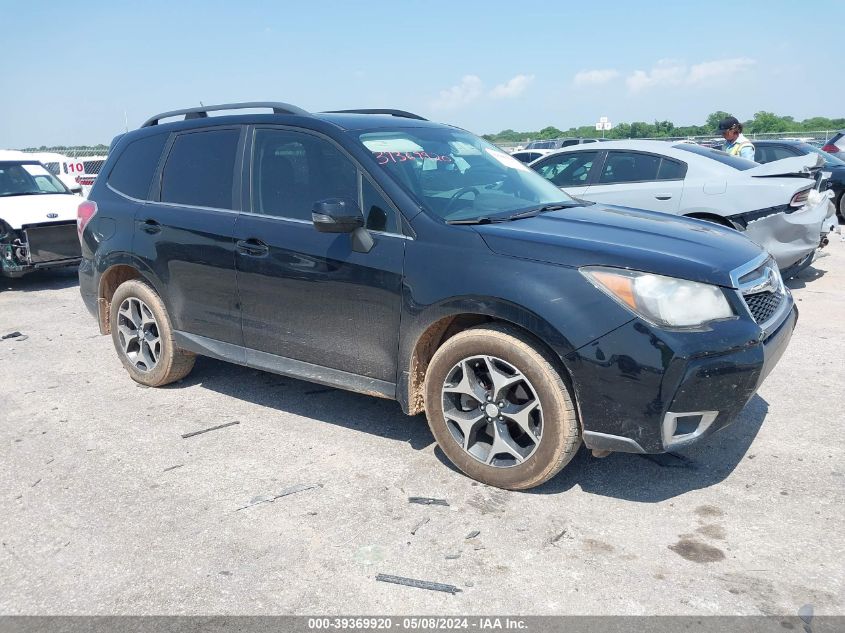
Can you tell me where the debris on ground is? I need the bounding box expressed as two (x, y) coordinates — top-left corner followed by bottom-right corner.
(31, 479), (41, 488)
(408, 496), (449, 506)
(465, 530), (480, 540)
(181, 421), (240, 439)
(549, 529), (567, 546)
(445, 553), (461, 560)
(235, 483), (322, 511)
(375, 573), (461, 594)
(2, 331), (28, 341)
(162, 464), (184, 472)
(410, 517), (430, 535)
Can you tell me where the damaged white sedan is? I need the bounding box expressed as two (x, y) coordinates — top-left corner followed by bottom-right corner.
(530, 140), (836, 276)
(0, 153), (82, 278)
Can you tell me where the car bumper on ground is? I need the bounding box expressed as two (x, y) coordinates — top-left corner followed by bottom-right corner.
(567, 303), (797, 454)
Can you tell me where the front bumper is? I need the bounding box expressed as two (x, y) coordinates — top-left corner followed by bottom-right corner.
(568, 302), (797, 454)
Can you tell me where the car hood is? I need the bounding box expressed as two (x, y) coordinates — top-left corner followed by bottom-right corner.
(475, 204), (764, 288)
(0, 193), (80, 229)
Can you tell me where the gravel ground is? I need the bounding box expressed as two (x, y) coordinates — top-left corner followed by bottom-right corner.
(1, 237), (843, 616)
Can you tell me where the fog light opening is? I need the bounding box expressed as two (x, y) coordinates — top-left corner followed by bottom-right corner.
(662, 411), (719, 449)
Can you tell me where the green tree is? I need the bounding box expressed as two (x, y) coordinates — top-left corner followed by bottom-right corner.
(705, 111), (733, 131)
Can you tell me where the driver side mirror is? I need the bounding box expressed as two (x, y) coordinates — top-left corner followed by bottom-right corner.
(312, 198), (364, 234)
(311, 198), (374, 254)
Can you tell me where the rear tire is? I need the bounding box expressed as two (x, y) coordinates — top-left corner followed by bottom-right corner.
(109, 279), (195, 387)
(423, 324), (580, 490)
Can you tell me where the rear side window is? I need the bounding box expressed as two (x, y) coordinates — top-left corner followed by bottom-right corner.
(657, 158), (687, 180)
(108, 133), (168, 199)
(161, 129), (240, 209)
(600, 151), (661, 184)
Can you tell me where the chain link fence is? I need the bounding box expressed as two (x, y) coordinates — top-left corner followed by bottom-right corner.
(495, 130), (841, 152)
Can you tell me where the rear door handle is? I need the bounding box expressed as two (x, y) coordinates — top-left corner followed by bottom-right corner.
(655, 193), (673, 200)
(236, 238), (269, 257)
(140, 218), (161, 234)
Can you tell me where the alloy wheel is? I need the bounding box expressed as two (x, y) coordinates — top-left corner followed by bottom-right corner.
(116, 297), (161, 372)
(441, 355), (543, 467)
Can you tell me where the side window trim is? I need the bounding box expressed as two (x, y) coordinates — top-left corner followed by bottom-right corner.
(153, 125), (245, 211)
(244, 124), (408, 237)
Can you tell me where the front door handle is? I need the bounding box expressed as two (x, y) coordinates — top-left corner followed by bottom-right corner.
(236, 238), (269, 257)
(655, 193), (673, 200)
(140, 218), (161, 234)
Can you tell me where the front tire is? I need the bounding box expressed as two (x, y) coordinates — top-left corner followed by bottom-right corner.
(109, 279), (195, 387)
(424, 324), (580, 490)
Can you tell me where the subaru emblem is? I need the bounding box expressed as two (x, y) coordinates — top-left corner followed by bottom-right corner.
(46, 213), (58, 218)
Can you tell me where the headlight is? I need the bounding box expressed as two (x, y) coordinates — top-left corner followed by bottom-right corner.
(581, 267), (735, 329)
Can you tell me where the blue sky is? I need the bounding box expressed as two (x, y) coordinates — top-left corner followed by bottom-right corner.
(2, 0), (843, 147)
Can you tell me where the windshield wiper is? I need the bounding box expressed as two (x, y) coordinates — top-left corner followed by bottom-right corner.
(505, 203), (579, 221)
(446, 202), (582, 226)
(0, 191), (50, 197)
(446, 216), (495, 225)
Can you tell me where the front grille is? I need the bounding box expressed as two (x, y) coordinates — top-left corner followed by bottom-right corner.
(743, 291), (783, 325)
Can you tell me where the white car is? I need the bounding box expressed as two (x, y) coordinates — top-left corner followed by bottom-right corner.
(529, 140), (836, 275)
(23, 152), (85, 194)
(511, 148), (554, 164)
(0, 153), (82, 277)
(76, 154), (109, 197)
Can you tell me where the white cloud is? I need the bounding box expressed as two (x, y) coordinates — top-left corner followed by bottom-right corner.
(626, 58), (756, 92)
(490, 74), (535, 99)
(573, 69), (620, 86)
(431, 75), (484, 110)
(687, 58), (756, 83)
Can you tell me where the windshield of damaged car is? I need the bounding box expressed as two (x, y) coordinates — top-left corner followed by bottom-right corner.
(358, 129), (575, 222)
(0, 162), (71, 197)
(673, 144), (757, 170)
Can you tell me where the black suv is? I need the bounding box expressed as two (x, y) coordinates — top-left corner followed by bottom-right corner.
(79, 102), (797, 490)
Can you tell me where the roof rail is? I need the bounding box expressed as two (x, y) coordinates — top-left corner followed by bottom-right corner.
(322, 109), (428, 121)
(141, 102), (310, 128)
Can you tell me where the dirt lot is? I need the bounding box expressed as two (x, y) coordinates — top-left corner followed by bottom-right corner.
(1, 238), (843, 616)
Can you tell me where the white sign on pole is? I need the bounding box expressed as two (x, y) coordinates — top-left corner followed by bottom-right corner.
(599, 116), (609, 124)
(603, 121), (612, 130)
(595, 123), (603, 131)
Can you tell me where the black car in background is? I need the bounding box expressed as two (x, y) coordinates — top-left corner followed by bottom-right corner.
(78, 102), (796, 490)
(754, 139), (845, 220)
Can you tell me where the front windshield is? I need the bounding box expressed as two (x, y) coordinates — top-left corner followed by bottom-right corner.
(358, 128), (575, 222)
(0, 162), (71, 197)
(801, 143), (845, 167)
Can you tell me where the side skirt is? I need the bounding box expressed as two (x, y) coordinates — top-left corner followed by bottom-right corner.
(173, 331), (397, 400)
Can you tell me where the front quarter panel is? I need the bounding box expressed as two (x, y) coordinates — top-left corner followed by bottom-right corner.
(397, 214), (635, 410)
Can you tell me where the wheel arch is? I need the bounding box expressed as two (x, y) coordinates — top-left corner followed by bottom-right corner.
(400, 300), (576, 416)
(96, 254), (167, 334)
